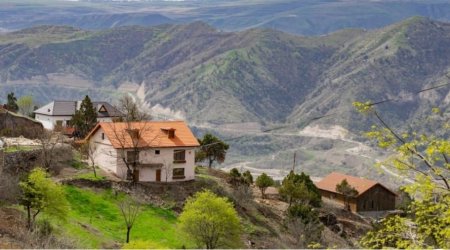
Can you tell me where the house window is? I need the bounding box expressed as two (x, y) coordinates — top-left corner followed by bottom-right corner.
(99, 105), (107, 112)
(173, 150), (186, 163)
(371, 200), (374, 209)
(101, 133), (105, 140)
(155, 150), (160, 155)
(172, 168), (185, 179)
(127, 151), (139, 164)
(56, 120), (63, 126)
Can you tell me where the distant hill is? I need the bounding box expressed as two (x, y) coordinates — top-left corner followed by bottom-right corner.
(3, 0), (450, 36)
(0, 17), (449, 132)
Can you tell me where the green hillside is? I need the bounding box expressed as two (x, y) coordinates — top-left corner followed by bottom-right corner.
(0, 17), (449, 132)
(57, 186), (194, 248)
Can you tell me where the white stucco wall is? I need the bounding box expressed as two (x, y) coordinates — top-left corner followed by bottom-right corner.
(90, 127), (196, 182)
(35, 114), (116, 130)
(90, 127), (120, 177)
(35, 114), (72, 130)
(137, 147), (196, 182)
(97, 117), (114, 122)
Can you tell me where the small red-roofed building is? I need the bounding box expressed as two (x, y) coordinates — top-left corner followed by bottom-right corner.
(84, 121), (200, 182)
(315, 172), (396, 212)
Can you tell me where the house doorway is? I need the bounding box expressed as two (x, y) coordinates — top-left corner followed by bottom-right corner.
(156, 169), (161, 182)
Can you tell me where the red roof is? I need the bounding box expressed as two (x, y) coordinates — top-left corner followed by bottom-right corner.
(315, 172), (396, 197)
(85, 121), (200, 149)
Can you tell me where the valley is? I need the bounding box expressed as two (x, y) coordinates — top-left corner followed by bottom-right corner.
(0, 16), (449, 187)
(0, 2), (449, 249)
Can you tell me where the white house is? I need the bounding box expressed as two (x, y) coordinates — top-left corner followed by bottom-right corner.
(34, 100), (123, 130)
(84, 121), (200, 182)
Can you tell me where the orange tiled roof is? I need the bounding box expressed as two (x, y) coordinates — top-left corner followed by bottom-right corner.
(86, 121), (200, 149)
(315, 172), (395, 197)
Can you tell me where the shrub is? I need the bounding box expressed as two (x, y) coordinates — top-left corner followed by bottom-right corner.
(255, 173), (274, 199)
(178, 190), (241, 249)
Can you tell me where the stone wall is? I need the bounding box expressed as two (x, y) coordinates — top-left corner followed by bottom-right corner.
(1, 145), (73, 175)
(3, 149), (42, 175)
(0, 109), (44, 139)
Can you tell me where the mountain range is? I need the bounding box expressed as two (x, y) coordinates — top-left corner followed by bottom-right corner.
(0, 16), (449, 132)
(3, 0), (450, 36)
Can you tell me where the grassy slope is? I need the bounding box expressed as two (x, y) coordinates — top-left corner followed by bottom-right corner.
(55, 185), (194, 249)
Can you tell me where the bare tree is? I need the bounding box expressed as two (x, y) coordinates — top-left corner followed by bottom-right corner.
(105, 122), (160, 182)
(162, 159), (173, 183)
(286, 216), (323, 248)
(118, 198), (141, 243)
(0, 172), (20, 203)
(105, 97), (157, 182)
(80, 139), (98, 177)
(232, 183), (253, 206)
(34, 130), (67, 173)
(117, 94), (151, 122)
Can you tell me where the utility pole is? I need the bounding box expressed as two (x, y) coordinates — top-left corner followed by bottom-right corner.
(292, 152), (296, 172)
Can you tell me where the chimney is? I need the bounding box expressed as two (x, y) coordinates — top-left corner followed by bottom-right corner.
(168, 129), (175, 139)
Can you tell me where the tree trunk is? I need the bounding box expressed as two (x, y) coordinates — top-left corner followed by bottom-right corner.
(92, 165), (97, 177)
(126, 168), (133, 181)
(208, 159), (213, 168)
(344, 197), (351, 211)
(26, 205), (31, 229)
(126, 226), (131, 243)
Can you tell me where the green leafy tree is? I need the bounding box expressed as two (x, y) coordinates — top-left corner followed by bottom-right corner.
(279, 171), (321, 207)
(335, 179), (358, 211)
(360, 215), (420, 248)
(354, 102), (450, 248)
(228, 169), (253, 187)
(228, 168), (242, 186)
(70, 95), (97, 137)
(17, 95), (34, 117)
(5, 92), (18, 112)
(255, 173), (274, 199)
(198, 133), (229, 168)
(19, 168), (69, 229)
(242, 170), (253, 185)
(281, 172), (323, 246)
(178, 190), (241, 249)
(281, 180), (316, 207)
(395, 188), (413, 212)
(229, 168), (241, 179)
(195, 150), (207, 163)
